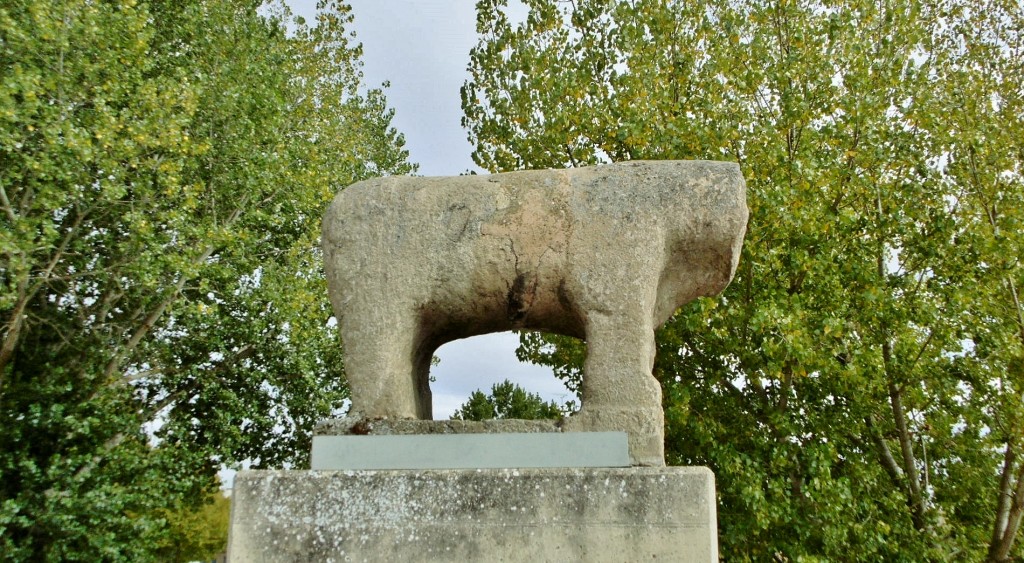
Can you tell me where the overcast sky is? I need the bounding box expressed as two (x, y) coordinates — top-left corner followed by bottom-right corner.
(288, 1), (575, 418)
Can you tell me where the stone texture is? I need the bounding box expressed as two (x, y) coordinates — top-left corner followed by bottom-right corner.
(322, 160), (748, 466)
(314, 417), (560, 436)
(310, 432), (630, 470)
(227, 467), (718, 562)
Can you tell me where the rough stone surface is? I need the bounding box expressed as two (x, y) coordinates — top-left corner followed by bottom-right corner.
(322, 160), (748, 465)
(314, 417), (560, 436)
(227, 467), (718, 562)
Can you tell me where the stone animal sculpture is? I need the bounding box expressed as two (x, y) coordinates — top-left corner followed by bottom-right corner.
(322, 160), (748, 465)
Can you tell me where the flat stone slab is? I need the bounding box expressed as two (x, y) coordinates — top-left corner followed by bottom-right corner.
(310, 432), (630, 470)
(228, 467), (718, 562)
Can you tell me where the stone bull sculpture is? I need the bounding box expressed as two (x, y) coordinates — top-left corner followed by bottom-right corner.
(322, 160), (748, 465)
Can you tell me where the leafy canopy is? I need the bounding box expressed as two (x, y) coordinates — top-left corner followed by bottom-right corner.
(452, 379), (570, 421)
(0, 0), (414, 559)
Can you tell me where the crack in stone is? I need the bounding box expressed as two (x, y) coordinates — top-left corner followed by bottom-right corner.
(506, 239), (530, 324)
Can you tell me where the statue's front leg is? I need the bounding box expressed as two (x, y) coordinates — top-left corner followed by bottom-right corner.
(342, 307), (432, 420)
(562, 310), (665, 466)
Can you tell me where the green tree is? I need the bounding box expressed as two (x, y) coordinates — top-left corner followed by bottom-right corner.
(452, 379), (568, 421)
(0, 0), (413, 559)
(463, 0), (1023, 559)
(154, 489), (230, 562)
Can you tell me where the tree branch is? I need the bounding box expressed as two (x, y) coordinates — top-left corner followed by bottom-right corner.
(0, 181), (18, 224)
(565, 143), (579, 167)
(103, 243), (217, 381)
(0, 280), (29, 387)
(989, 442), (1022, 562)
(102, 193), (250, 381)
(1007, 277), (1024, 349)
(1000, 459), (1024, 558)
(888, 373), (927, 529)
(135, 343), (259, 425)
(866, 415), (905, 488)
(0, 206), (89, 380)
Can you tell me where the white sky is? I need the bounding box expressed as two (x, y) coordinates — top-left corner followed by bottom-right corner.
(287, 0), (575, 418)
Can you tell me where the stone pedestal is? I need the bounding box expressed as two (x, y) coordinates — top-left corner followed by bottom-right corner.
(227, 418), (718, 561)
(227, 466), (717, 562)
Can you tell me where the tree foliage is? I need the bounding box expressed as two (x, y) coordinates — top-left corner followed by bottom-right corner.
(0, 0), (413, 559)
(154, 488), (231, 562)
(452, 379), (568, 421)
(464, 0), (1023, 559)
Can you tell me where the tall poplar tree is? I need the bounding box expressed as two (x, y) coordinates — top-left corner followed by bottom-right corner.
(463, 0), (1023, 559)
(0, 0), (414, 559)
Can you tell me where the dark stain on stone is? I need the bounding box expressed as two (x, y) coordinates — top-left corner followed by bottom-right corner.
(507, 273), (528, 323)
(556, 278), (573, 312)
(554, 278), (586, 339)
(349, 420), (373, 435)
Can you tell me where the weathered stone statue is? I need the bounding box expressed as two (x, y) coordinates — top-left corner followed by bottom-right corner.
(322, 160), (747, 465)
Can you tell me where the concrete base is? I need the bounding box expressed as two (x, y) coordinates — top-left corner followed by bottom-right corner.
(228, 467), (717, 562)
